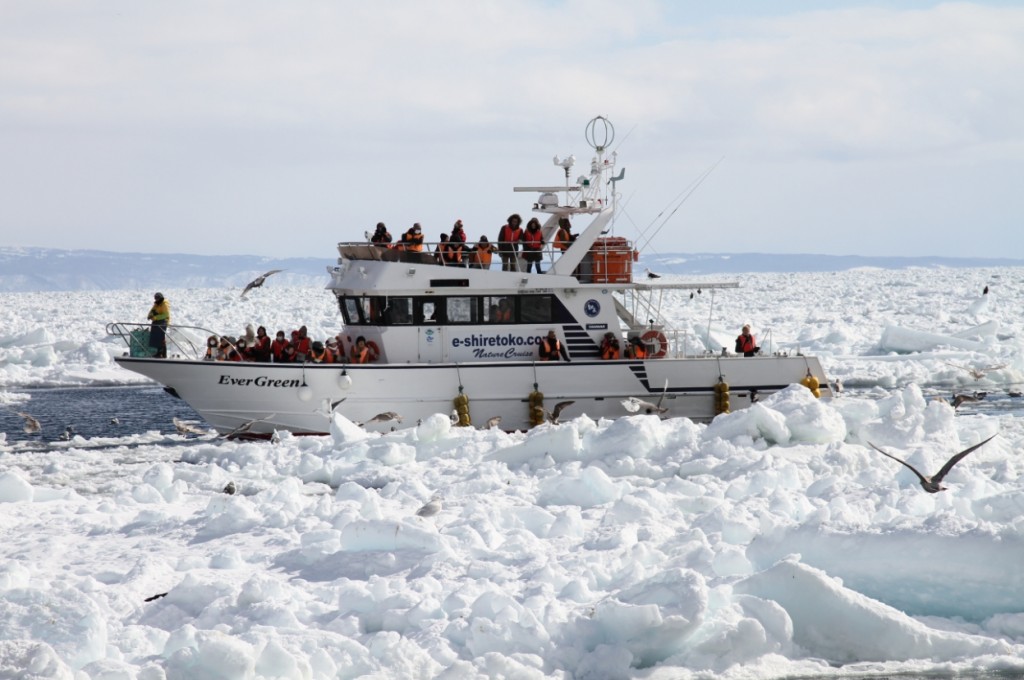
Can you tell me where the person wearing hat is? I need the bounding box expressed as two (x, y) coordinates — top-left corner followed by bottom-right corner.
(370, 222), (392, 248)
(398, 223), (425, 253)
(469, 236), (498, 269)
(448, 220), (467, 265)
(600, 332), (620, 360)
(539, 330), (570, 362)
(146, 292), (170, 358)
(309, 340), (331, 364)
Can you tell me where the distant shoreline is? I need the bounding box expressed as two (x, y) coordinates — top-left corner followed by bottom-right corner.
(1, 246), (1021, 293)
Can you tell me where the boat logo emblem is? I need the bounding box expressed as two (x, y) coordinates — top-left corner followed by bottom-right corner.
(584, 299), (601, 317)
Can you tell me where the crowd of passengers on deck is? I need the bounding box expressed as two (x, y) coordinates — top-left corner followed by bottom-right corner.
(369, 215), (574, 273)
(203, 325), (379, 364)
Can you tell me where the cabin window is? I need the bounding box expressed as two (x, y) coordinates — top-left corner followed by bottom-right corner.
(340, 297), (365, 325)
(519, 295), (553, 324)
(484, 296), (513, 323)
(446, 297), (477, 324)
(382, 297), (413, 325)
(417, 299), (440, 325)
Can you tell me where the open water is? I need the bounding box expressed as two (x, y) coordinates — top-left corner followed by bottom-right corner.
(0, 385), (202, 446)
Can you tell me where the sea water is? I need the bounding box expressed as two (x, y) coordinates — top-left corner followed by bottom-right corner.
(0, 385), (201, 444)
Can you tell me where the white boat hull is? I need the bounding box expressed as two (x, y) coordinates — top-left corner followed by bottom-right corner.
(116, 355), (832, 435)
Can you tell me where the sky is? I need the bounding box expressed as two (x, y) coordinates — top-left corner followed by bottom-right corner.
(1, 1), (1022, 259)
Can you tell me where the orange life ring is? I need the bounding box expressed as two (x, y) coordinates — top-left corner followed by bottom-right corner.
(641, 330), (668, 358)
(366, 340), (380, 362)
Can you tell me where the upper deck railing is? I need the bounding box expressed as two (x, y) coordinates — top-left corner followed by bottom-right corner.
(337, 238), (637, 284)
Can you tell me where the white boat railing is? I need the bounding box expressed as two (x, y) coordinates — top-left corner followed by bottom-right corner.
(106, 322), (220, 361)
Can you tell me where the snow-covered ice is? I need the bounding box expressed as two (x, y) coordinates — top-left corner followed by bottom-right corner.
(2, 265), (1024, 678)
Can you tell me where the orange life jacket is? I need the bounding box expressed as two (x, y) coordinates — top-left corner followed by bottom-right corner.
(401, 230), (425, 252)
(498, 224), (522, 249)
(540, 338), (562, 361)
(471, 246), (494, 268)
(736, 333), (757, 354)
(351, 345), (370, 364)
(554, 227), (572, 251)
(601, 340), (620, 360)
(522, 228), (543, 251)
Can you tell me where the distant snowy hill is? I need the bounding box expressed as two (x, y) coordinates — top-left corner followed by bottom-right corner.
(1, 247), (1021, 292)
(0, 247), (330, 292)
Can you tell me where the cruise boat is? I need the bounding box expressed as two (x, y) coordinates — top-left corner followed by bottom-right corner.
(109, 117), (831, 435)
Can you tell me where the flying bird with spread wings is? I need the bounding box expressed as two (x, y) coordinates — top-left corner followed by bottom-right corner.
(867, 434), (997, 493)
(15, 412), (41, 434)
(240, 269), (284, 298)
(943, 361), (1007, 381)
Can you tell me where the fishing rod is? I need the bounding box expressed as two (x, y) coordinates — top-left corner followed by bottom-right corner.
(636, 157), (723, 253)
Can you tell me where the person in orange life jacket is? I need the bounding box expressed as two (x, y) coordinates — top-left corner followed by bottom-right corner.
(600, 332), (621, 360)
(554, 217), (574, 252)
(448, 220), (468, 265)
(626, 336), (647, 359)
(397, 223), (425, 252)
(294, 326), (311, 361)
(204, 335), (219, 361)
(281, 342), (297, 363)
(351, 336), (371, 364)
(250, 326), (271, 362)
(309, 340), (331, 364)
(147, 292), (170, 358)
(469, 236), (497, 269)
(435, 233), (451, 265)
(227, 338), (245, 362)
(270, 330), (289, 362)
(325, 337), (341, 362)
(495, 298), (512, 322)
(521, 218), (545, 273)
(539, 330), (570, 361)
(735, 324), (759, 357)
(371, 222), (392, 248)
(497, 214), (523, 271)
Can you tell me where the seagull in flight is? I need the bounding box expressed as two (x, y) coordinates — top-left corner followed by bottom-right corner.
(240, 269), (284, 298)
(951, 392), (986, 409)
(867, 434), (997, 493)
(536, 400), (575, 424)
(358, 411), (403, 427)
(943, 361), (1007, 381)
(15, 412), (41, 434)
(621, 379), (669, 415)
(173, 417), (211, 436)
(218, 414), (276, 439)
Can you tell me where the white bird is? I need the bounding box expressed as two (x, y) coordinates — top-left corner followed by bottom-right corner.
(359, 411), (403, 427)
(173, 417), (210, 436)
(943, 361), (1007, 381)
(240, 269), (284, 298)
(621, 379), (669, 415)
(484, 416), (502, 430)
(621, 397), (668, 415)
(58, 425), (75, 441)
(868, 434), (997, 493)
(15, 412), (41, 434)
(415, 496), (443, 518)
(110, 417), (120, 425)
(645, 268), (661, 280)
(217, 414), (276, 440)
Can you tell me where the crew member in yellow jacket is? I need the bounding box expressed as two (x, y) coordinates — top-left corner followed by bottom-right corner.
(147, 292), (170, 358)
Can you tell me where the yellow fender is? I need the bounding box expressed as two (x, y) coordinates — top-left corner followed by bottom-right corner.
(714, 378), (730, 415)
(528, 389), (545, 427)
(800, 373), (821, 399)
(453, 390), (471, 426)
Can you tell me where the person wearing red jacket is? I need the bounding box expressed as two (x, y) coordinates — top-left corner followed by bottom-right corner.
(270, 331), (289, 362)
